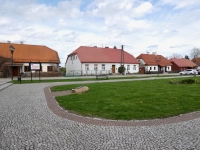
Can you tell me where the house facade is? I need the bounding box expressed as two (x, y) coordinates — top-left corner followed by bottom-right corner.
(0, 42), (60, 77)
(169, 58), (197, 72)
(65, 46), (139, 76)
(136, 53), (172, 74)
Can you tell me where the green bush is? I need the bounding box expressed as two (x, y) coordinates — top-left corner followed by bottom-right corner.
(180, 79), (195, 84)
(118, 65), (126, 74)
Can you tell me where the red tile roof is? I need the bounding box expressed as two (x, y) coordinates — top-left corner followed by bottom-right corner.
(136, 54), (172, 66)
(0, 43), (60, 63)
(68, 46), (139, 64)
(169, 58), (196, 67)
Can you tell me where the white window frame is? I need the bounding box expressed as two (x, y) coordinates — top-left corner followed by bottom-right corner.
(102, 64), (105, 70)
(133, 65), (136, 70)
(85, 64), (89, 70)
(94, 64), (98, 70)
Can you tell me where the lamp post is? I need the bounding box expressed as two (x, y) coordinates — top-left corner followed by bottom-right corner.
(9, 45), (15, 80)
(155, 57), (161, 76)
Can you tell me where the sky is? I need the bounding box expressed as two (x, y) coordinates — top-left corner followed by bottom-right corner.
(0, 0), (200, 66)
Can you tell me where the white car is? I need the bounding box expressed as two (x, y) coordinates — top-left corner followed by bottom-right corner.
(179, 69), (198, 75)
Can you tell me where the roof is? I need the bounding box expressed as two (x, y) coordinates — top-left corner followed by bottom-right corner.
(136, 54), (172, 66)
(169, 58), (197, 67)
(68, 46), (139, 64)
(192, 57), (200, 64)
(0, 42), (60, 63)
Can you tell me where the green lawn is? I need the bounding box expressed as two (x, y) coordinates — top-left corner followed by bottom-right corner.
(52, 77), (200, 120)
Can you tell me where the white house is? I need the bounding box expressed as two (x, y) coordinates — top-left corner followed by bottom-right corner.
(136, 53), (172, 73)
(65, 46), (140, 76)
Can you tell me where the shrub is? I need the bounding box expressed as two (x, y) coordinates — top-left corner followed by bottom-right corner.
(118, 65), (126, 74)
(180, 79), (195, 84)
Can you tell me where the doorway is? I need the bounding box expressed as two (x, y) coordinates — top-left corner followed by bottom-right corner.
(112, 65), (115, 73)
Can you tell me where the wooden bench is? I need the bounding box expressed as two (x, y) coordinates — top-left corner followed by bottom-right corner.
(96, 74), (108, 80)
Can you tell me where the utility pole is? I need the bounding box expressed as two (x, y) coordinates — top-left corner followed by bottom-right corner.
(121, 45), (124, 66)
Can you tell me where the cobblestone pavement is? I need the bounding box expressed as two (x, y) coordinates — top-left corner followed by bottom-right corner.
(0, 83), (200, 150)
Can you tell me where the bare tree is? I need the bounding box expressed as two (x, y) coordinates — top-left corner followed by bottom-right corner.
(0, 56), (11, 77)
(169, 53), (183, 59)
(190, 47), (200, 59)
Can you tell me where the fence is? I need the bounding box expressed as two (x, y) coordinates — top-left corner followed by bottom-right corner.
(65, 70), (111, 76)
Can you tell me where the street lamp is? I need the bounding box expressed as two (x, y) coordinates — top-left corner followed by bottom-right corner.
(9, 45), (15, 80)
(155, 57), (161, 76)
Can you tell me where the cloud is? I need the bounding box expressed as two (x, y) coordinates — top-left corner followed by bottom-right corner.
(160, 0), (200, 9)
(133, 2), (153, 17)
(147, 45), (158, 49)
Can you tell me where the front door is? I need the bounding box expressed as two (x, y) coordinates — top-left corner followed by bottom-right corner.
(13, 66), (19, 76)
(112, 65), (115, 73)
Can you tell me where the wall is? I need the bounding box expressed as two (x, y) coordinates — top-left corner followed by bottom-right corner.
(22, 63), (58, 72)
(81, 63), (139, 75)
(66, 54), (81, 70)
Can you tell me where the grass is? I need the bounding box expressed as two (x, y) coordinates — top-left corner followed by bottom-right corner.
(12, 74), (179, 84)
(52, 77), (200, 120)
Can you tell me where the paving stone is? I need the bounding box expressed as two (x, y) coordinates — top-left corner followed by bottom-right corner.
(0, 83), (200, 149)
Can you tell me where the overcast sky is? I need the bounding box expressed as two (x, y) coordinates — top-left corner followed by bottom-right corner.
(1, 0), (200, 66)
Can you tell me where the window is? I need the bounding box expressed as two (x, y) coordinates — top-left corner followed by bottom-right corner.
(154, 67), (156, 70)
(76, 56), (77, 60)
(85, 64), (89, 70)
(102, 64), (105, 70)
(127, 65), (130, 70)
(24, 66), (29, 72)
(94, 64), (98, 70)
(133, 65), (136, 70)
(47, 66), (53, 72)
(150, 67), (152, 70)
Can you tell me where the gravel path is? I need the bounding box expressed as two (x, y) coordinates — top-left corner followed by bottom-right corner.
(0, 83), (200, 149)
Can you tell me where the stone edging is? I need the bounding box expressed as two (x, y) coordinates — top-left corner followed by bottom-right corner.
(44, 86), (200, 126)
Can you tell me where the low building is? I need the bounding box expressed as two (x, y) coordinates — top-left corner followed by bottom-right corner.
(65, 46), (139, 76)
(0, 42), (60, 77)
(169, 58), (197, 72)
(136, 53), (172, 74)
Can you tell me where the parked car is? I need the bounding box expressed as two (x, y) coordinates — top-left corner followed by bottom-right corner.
(179, 69), (198, 75)
(197, 69), (200, 75)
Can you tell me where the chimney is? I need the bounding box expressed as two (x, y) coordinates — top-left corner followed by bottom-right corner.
(113, 46), (117, 49)
(7, 40), (11, 43)
(105, 46), (109, 48)
(20, 41), (23, 44)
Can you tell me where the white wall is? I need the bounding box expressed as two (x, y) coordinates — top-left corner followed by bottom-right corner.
(81, 63), (139, 75)
(22, 63), (58, 72)
(66, 54), (81, 70)
(145, 65), (171, 72)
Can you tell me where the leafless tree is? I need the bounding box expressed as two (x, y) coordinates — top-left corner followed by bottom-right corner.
(190, 47), (200, 59)
(169, 53), (183, 59)
(0, 56), (11, 77)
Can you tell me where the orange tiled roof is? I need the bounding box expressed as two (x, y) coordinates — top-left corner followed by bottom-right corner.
(0, 43), (60, 63)
(169, 58), (197, 67)
(136, 53), (172, 66)
(68, 46), (139, 64)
